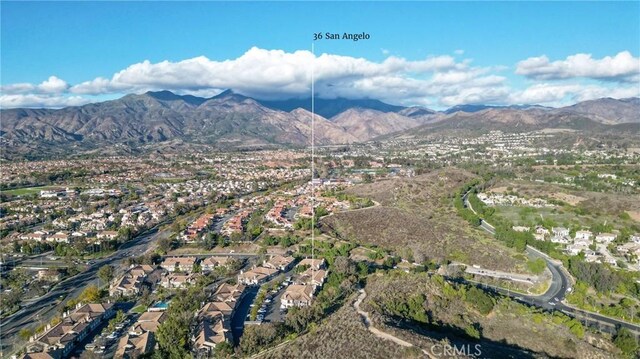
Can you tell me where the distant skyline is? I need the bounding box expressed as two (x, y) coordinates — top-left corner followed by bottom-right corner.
(1, 1), (639, 109)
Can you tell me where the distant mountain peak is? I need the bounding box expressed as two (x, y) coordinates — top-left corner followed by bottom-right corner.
(212, 89), (249, 101)
(258, 97), (405, 119)
(144, 90), (207, 106)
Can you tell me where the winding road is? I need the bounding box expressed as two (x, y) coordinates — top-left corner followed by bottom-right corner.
(462, 190), (640, 336)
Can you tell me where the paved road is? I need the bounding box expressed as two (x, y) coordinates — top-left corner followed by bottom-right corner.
(462, 190), (640, 335)
(465, 265), (538, 284)
(0, 222), (171, 354)
(231, 286), (259, 346)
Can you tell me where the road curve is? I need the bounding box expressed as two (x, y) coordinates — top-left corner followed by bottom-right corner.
(462, 189), (640, 335)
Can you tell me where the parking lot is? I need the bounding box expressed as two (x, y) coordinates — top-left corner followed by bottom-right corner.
(256, 272), (297, 323)
(72, 302), (139, 358)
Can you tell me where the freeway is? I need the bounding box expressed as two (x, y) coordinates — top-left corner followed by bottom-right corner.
(462, 190), (640, 336)
(0, 222), (171, 354)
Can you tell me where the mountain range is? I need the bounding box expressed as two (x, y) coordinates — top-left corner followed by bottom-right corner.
(1, 90), (638, 159)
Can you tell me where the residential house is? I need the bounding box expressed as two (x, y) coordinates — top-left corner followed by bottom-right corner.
(574, 230), (593, 241)
(182, 214), (214, 243)
(97, 230), (118, 240)
(22, 353), (56, 359)
(160, 273), (198, 289)
(297, 258), (326, 270)
(193, 314), (229, 356)
(552, 227), (570, 237)
(47, 232), (69, 243)
(160, 256), (197, 272)
(212, 283), (246, 304)
(566, 243), (589, 256)
(550, 235), (571, 244)
(109, 274), (143, 297)
(298, 268), (328, 287)
(237, 266), (278, 286)
(128, 311), (167, 336)
(128, 264), (156, 278)
(26, 303), (114, 359)
(20, 232), (47, 242)
(201, 256), (230, 272)
(263, 254), (295, 272)
(595, 233), (617, 244)
(192, 283), (246, 355)
(281, 285), (315, 308)
(115, 331), (155, 359)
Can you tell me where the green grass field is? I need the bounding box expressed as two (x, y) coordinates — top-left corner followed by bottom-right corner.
(1, 186), (59, 196)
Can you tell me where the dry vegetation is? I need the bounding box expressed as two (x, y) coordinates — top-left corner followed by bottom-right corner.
(497, 180), (640, 213)
(321, 168), (527, 272)
(363, 271), (619, 359)
(260, 297), (429, 359)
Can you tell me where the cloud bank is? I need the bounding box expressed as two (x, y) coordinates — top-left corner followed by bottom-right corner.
(1, 47), (638, 109)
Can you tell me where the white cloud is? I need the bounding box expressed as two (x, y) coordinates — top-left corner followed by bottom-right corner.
(0, 94), (90, 108)
(508, 83), (640, 106)
(1, 47), (638, 109)
(67, 48), (463, 97)
(516, 51), (640, 82)
(1, 76), (69, 95)
(38, 76), (69, 93)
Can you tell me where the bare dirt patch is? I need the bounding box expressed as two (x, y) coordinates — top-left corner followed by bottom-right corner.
(627, 210), (640, 222)
(489, 186), (508, 193)
(549, 192), (586, 206)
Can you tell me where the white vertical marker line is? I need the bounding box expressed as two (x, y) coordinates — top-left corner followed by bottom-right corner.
(311, 42), (315, 285)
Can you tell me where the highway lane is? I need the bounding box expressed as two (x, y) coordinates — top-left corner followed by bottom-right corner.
(0, 223), (170, 353)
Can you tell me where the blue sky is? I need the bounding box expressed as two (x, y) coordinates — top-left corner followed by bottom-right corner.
(1, 1), (639, 109)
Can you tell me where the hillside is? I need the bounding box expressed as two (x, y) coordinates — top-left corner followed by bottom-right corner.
(259, 97), (406, 118)
(331, 108), (423, 141)
(2, 93), (638, 159)
(0, 91), (363, 158)
(363, 272), (618, 358)
(554, 97), (640, 124)
(392, 103), (640, 140)
(320, 169), (529, 272)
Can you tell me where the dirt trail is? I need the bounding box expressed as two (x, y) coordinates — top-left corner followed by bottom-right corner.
(353, 289), (434, 358)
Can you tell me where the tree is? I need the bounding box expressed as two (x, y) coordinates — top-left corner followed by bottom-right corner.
(203, 232), (218, 250)
(214, 341), (234, 358)
(155, 310), (194, 358)
(18, 328), (33, 341)
(97, 265), (114, 286)
(465, 287), (494, 315)
(157, 237), (172, 254)
(526, 258), (546, 275)
(614, 328), (639, 357)
(332, 256), (355, 276)
(239, 323), (282, 356)
(78, 285), (102, 303)
(108, 310), (126, 332)
(118, 226), (134, 242)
